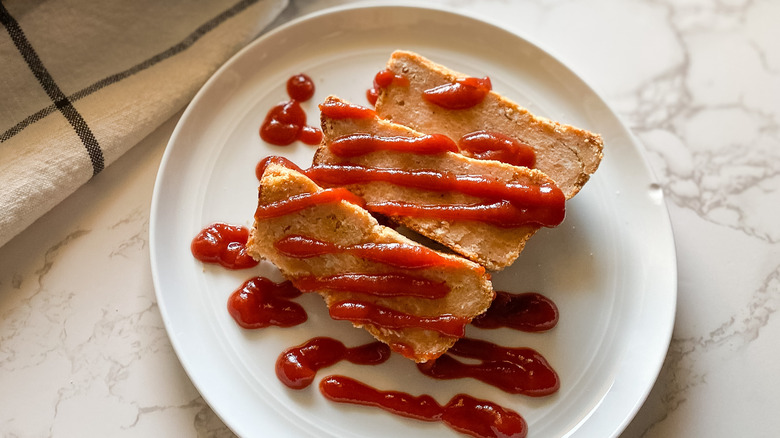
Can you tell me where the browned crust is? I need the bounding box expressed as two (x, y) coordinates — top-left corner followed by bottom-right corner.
(375, 50), (603, 199)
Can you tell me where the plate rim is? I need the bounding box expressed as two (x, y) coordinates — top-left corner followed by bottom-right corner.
(149, 3), (678, 437)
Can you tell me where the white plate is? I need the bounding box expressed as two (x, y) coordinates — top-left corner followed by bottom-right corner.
(150, 4), (676, 438)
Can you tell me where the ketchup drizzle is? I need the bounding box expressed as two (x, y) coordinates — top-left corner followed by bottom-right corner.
(293, 273), (449, 299)
(260, 73), (322, 146)
(273, 234), (469, 270)
(459, 131), (536, 168)
(307, 164), (563, 208)
(319, 99), (377, 119)
(320, 375), (528, 438)
(366, 199), (564, 228)
(276, 337), (391, 389)
(314, 132), (564, 228)
(441, 393), (528, 438)
(227, 277), (307, 329)
(417, 338), (560, 397)
(190, 223), (259, 270)
(329, 301), (468, 337)
(472, 291), (559, 332)
(329, 133), (458, 157)
(253, 187), (365, 220)
(422, 76), (492, 110)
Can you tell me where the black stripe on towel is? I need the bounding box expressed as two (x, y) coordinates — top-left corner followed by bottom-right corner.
(0, 2), (105, 175)
(0, 0), (260, 147)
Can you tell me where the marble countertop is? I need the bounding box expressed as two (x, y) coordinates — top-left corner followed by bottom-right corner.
(1, 0), (778, 436)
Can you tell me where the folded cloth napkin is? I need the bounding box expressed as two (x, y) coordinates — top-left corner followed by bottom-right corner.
(0, 0), (287, 248)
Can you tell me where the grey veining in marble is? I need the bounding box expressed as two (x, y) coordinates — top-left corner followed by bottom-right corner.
(1, 0), (778, 437)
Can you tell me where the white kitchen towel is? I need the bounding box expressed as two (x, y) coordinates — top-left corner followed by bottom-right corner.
(0, 0), (288, 248)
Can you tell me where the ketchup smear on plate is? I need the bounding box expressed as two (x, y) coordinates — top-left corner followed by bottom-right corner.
(260, 73), (322, 146)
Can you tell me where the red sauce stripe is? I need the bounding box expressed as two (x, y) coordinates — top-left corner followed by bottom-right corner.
(274, 234), (471, 270)
(254, 188), (365, 220)
(275, 337), (391, 389)
(293, 274), (449, 299)
(328, 301), (468, 337)
(458, 130), (535, 168)
(320, 375), (528, 438)
(307, 164), (563, 207)
(366, 199), (564, 228)
(418, 337), (560, 397)
(328, 133), (458, 157)
(320, 375), (443, 421)
(471, 291), (559, 332)
(422, 76), (492, 110)
(319, 99), (377, 119)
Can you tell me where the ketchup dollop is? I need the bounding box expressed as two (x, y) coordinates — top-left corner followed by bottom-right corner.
(417, 338), (560, 397)
(320, 375), (528, 438)
(422, 77), (492, 110)
(459, 131), (535, 168)
(286, 73), (315, 101)
(276, 337), (391, 389)
(227, 277), (307, 329)
(260, 73), (322, 146)
(190, 223), (258, 270)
